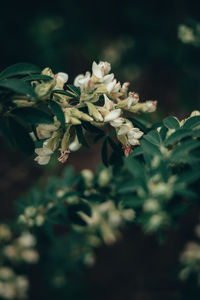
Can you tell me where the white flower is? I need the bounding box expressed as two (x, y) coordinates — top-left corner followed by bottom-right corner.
(17, 232), (36, 248)
(106, 79), (121, 94)
(0, 267), (14, 280)
(117, 123), (132, 135)
(21, 249), (39, 264)
(15, 276), (29, 299)
(110, 117), (124, 128)
(121, 82), (130, 96)
(143, 101), (157, 112)
(36, 122), (60, 140)
(69, 135), (82, 152)
(55, 72), (68, 89)
(127, 92), (139, 108)
(128, 138), (140, 146)
(74, 72), (93, 91)
(92, 61), (111, 78)
(104, 109), (121, 122)
(35, 146), (53, 165)
(127, 128), (143, 140)
(103, 94), (114, 111)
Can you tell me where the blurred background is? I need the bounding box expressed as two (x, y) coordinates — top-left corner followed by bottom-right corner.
(0, 0), (200, 299)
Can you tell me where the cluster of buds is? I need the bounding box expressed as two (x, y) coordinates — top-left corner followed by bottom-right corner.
(30, 61), (157, 165)
(3, 231), (39, 264)
(0, 225), (39, 299)
(179, 223), (200, 283)
(18, 205), (49, 228)
(0, 267), (29, 300)
(77, 200), (135, 245)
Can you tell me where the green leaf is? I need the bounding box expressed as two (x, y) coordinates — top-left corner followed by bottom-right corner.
(11, 107), (53, 124)
(141, 139), (162, 157)
(124, 157), (146, 181)
(101, 138), (108, 167)
(75, 125), (89, 147)
(0, 63), (40, 80)
(182, 116), (200, 129)
(49, 100), (65, 128)
(164, 128), (192, 146)
(8, 117), (34, 155)
(143, 129), (161, 146)
(163, 116), (180, 129)
(23, 74), (53, 81)
(67, 85), (81, 97)
(130, 146), (143, 158)
(170, 140), (200, 161)
(0, 79), (36, 98)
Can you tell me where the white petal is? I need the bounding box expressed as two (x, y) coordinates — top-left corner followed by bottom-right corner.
(35, 147), (53, 156)
(101, 73), (114, 83)
(69, 136), (82, 151)
(127, 128), (143, 139)
(92, 61), (103, 78)
(128, 138), (140, 146)
(57, 72), (68, 83)
(35, 155), (51, 165)
(106, 79), (117, 93)
(117, 124), (132, 135)
(110, 117), (124, 128)
(104, 109), (121, 122)
(103, 94), (113, 111)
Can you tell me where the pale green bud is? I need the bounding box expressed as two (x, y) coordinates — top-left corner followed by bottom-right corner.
(98, 169), (111, 187)
(86, 102), (103, 122)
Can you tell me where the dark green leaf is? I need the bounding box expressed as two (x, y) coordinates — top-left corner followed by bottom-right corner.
(23, 75), (53, 81)
(75, 125), (89, 147)
(163, 116), (180, 129)
(49, 100), (65, 128)
(0, 79), (36, 98)
(11, 107), (53, 124)
(0, 63), (40, 80)
(8, 117), (34, 155)
(143, 129), (161, 146)
(67, 85), (81, 97)
(182, 116), (200, 129)
(164, 129), (192, 146)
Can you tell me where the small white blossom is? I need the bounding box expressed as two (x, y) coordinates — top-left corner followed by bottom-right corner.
(104, 109), (121, 122)
(110, 117), (124, 128)
(74, 71), (93, 91)
(69, 135), (82, 152)
(92, 61), (111, 79)
(117, 123), (132, 135)
(127, 128), (143, 140)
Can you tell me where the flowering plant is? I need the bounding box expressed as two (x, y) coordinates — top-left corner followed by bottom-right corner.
(0, 61), (200, 299)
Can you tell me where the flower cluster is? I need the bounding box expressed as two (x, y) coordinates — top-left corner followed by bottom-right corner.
(0, 267), (29, 300)
(0, 225), (39, 299)
(179, 223), (200, 284)
(32, 61), (157, 164)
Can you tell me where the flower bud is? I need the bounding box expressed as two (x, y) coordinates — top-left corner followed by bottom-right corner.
(70, 117), (81, 125)
(86, 102), (103, 122)
(69, 135), (81, 152)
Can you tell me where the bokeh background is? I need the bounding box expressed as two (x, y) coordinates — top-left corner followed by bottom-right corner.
(0, 0), (200, 299)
